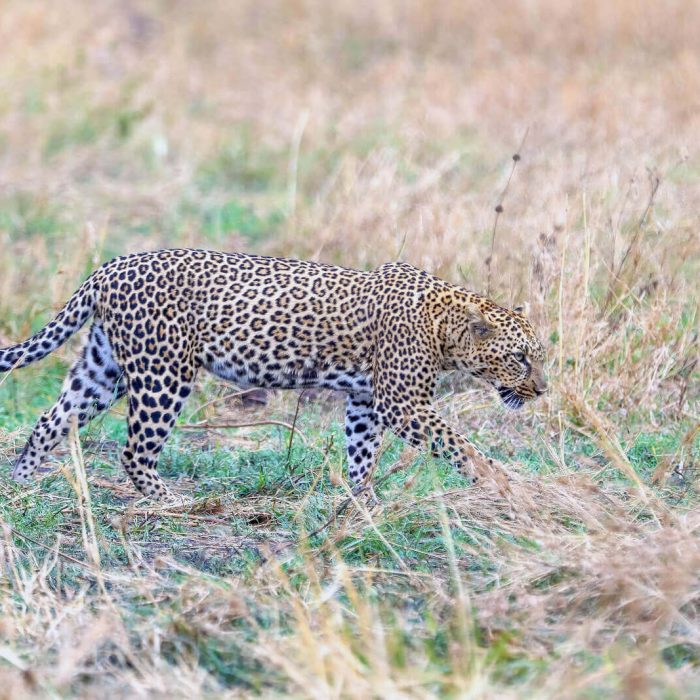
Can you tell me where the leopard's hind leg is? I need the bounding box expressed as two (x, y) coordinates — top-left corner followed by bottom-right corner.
(12, 323), (125, 483)
(119, 359), (196, 500)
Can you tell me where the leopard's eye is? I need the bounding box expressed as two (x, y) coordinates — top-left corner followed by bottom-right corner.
(513, 351), (527, 363)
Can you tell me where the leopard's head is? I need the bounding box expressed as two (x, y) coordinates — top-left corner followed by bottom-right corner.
(446, 297), (547, 410)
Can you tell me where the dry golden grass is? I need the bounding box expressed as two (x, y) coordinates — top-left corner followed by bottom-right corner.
(0, 1), (698, 697)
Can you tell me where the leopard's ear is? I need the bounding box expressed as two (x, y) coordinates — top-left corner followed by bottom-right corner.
(513, 304), (525, 314)
(466, 306), (495, 340)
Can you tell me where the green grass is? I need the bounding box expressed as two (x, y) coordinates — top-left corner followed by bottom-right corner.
(0, 193), (69, 241)
(195, 129), (286, 194)
(200, 199), (285, 245)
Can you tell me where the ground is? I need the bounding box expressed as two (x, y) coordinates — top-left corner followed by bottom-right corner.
(0, 1), (699, 698)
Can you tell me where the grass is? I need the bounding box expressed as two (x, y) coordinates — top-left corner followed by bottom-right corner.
(0, 0), (699, 697)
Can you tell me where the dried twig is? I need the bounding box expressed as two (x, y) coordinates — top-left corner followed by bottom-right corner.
(298, 458), (414, 543)
(601, 168), (661, 315)
(178, 419), (309, 445)
(184, 388), (258, 422)
(286, 390), (306, 467)
(7, 526), (101, 573)
(486, 128), (529, 296)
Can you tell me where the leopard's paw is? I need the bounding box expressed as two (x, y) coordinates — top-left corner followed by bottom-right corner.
(471, 455), (514, 495)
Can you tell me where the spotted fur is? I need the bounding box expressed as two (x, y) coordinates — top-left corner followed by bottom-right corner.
(1, 249), (546, 499)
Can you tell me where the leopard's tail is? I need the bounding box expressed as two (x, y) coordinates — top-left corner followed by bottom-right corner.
(0, 273), (99, 372)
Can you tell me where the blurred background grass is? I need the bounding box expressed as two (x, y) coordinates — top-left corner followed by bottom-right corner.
(0, 1), (699, 698)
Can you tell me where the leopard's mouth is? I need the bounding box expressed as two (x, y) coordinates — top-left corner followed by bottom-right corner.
(498, 387), (525, 410)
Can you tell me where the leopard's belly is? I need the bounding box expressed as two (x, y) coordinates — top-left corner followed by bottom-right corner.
(202, 353), (372, 394)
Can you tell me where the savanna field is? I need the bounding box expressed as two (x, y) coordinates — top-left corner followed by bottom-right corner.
(0, 1), (698, 697)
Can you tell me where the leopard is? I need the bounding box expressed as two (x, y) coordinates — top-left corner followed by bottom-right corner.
(1, 248), (546, 500)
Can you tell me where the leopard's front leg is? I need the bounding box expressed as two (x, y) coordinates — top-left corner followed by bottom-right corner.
(371, 332), (510, 493)
(376, 402), (508, 490)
